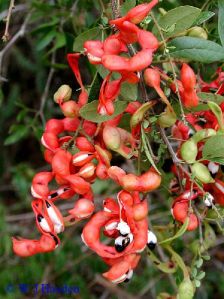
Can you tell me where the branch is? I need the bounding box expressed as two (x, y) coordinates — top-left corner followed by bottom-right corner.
(0, 12), (31, 78)
(37, 51), (56, 125)
(2, 0), (15, 42)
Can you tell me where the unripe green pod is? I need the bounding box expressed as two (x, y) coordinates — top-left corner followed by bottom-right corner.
(191, 129), (216, 143)
(187, 26), (208, 40)
(157, 107), (177, 128)
(191, 162), (215, 184)
(130, 101), (155, 128)
(177, 278), (195, 299)
(54, 85), (72, 103)
(180, 139), (198, 164)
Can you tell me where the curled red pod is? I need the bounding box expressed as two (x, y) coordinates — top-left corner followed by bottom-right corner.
(72, 151), (95, 167)
(69, 198), (95, 219)
(41, 132), (59, 151)
(62, 117), (80, 131)
(66, 174), (91, 194)
(84, 40), (104, 64)
(125, 0), (158, 24)
(77, 162), (96, 179)
(45, 119), (64, 135)
(31, 172), (54, 199)
(51, 149), (72, 177)
(180, 63), (197, 91)
(75, 137), (95, 152)
(137, 30), (159, 52)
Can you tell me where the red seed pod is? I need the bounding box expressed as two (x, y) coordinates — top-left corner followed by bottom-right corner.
(41, 132), (59, 151)
(51, 149), (72, 177)
(137, 30), (159, 52)
(60, 101), (79, 118)
(144, 67), (160, 88)
(45, 119), (64, 135)
(66, 174), (91, 194)
(62, 117), (80, 132)
(72, 152), (95, 167)
(96, 162), (109, 180)
(31, 172), (54, 198)
(102, 54), (130, 72)
(133, 200), (148, 221)
(78, 90), (88, 107)
(82, 120), (97, 136)
(138, 169), (161, 192)
(118, 190), (134, 207)
(103, 36), (123, 55)
(77, 162), (96, 179)
(125, 0), (158, 24)
(181, 90), (199, 108)
(44, 149), (54, 164)
(129, 50), (153, 72)
(84, 40), (104, 64)
(172, 201), (189, 222)
(180, 63), (197, 91)
(187, 213), (198, 231)
(76, 137), (95, 152)
(69, 198), (94, 219)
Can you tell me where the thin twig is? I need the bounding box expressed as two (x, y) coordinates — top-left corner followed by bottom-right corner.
(2, 0), (15, 42)
(37, 51), (56, 125)
(150, 12), (186, 123)
(0, 12), (31, 77)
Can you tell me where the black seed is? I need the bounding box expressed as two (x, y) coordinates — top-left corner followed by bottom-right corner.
(209, 171), (217, 179)
(115, 244), (125, 252)
(120, 232), (128, 237)
(37, 214), (43, 222)
(197, 118), (207, 126)
(49, 192), (58, 199)
(124, 278), (130, 283)
(46, 201), (51, 208)
(147, 242), (156, 250)
(122, 237), (130, 247)
(50, 233), (58, 245)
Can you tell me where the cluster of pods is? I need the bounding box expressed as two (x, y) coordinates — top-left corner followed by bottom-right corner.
(170, 65), (224, 230)
(12, 0), (224, 284)
(12, 1), (163, 284)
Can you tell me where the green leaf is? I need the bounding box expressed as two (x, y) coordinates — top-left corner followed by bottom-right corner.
(36, 30), (56, 51)
(193, 11), (215, 26)
(159, 218), (189, 245)
(195, 280), (201, 288)
(191, 93), (224, 112)
(218, 0), (224, 46)
(141, 128), (161, 174)
(202, 135), (224, 162)
(196, 271), (206, 280)
(168, 37), (224, 63)
(198, 92), (224, 103)
(88, 72), (102, 102)
(195, 258), (203, 268)
(4, 125), (29, 145)
(120, 82), (138, 101)
(79, 100), (127, 123)
(152, 6), (201, 39)
(121, 0), (136, 16)
(73, 27), (102, 52)
(48, 32), (66, 54)
(208, 101), (224, 130)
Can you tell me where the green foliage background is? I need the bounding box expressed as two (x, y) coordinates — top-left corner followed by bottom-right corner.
(0, 0), (224, 298)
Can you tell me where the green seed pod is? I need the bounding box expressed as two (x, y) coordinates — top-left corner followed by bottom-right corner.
(157, 107), (177, 128)
(54, 84), (72, 103)
(177, 278), (195, 299)
(187, 26), (208, 40)
(191, 162), (215, 184)
(130, 101), (155, 129)
(180, 139), (198, 164)
(191, 129), (216, 143)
